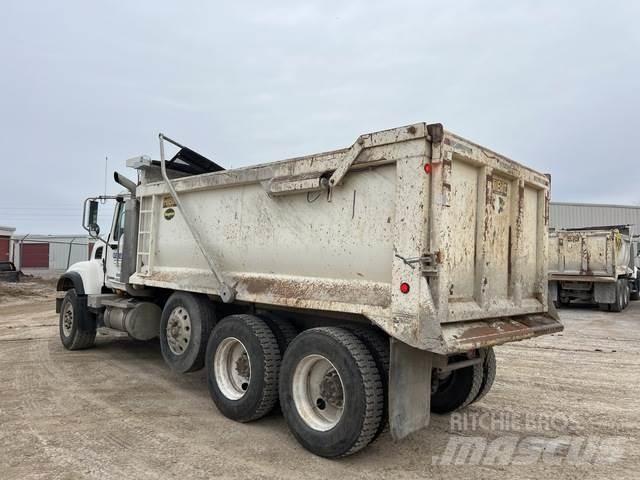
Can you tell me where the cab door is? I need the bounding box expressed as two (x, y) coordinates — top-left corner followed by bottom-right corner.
(105, 200), (126, 287)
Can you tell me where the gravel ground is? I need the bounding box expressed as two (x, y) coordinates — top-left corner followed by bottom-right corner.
(0, 282), (638, 479)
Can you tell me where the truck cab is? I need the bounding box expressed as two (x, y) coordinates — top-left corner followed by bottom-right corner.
(56, 193), (130, 299)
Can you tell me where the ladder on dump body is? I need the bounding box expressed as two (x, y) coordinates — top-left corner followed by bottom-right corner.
(136, 195), (155, 276)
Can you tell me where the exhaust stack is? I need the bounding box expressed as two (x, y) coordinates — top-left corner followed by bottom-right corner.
(114, 172), (137, 194)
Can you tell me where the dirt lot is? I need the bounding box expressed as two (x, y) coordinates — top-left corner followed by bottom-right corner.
(1, 282), (638, 479)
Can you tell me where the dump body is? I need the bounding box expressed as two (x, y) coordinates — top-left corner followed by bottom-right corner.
(548, 228), (632, 282)
(548, 227), (640, 308)
(129, 123), (561, 353)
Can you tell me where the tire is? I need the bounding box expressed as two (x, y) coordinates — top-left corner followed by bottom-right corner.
(260, 313), (298, 355)
(609, 280), (624, 313)
(346, 326), (389, 442)
(259, 313), (299, 413)
(279, 327), (383, 458)
(623, 282), (630, 309)
(630, 283), (640, 301)
(431, 354), (483, 414)
(206, 314), (281, 422)
(469, 348), (496, 404)
(59, 288), (96, 350)
(556, 296), (569, 308)
(160, 292), (216, 373)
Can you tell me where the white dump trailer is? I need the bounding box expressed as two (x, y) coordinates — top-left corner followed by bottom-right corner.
(548, 226), (640, 311)
(55, 123), (562, 457)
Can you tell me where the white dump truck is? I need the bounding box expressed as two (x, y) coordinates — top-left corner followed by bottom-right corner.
(56, 123), (562, 457)
(548, 226), (640, 311)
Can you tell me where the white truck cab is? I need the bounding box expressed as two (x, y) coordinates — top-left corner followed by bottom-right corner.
(60, 237), (106, 296)
(56, 192), (130, 298)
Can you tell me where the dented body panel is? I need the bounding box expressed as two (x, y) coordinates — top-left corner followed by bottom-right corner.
(129, 123), (562, 353)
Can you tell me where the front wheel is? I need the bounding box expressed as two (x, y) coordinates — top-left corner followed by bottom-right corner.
(59, 288), (96, 350)
(279, 327), (384, 458)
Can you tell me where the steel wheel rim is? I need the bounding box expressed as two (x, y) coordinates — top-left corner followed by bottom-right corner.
(214, 337), (251, 400)
(292, 354), (345, 431)
(62, 302), (74, 337)
(166, 306), (192, 356)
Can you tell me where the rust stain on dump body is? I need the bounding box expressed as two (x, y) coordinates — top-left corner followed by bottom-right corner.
(242, 275), (392, 308)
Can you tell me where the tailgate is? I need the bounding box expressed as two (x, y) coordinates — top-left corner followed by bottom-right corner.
(431, 132), (550, 323)
(549, 230), (624, 277)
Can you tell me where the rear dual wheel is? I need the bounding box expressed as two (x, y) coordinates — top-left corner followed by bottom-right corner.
(346, 326), (390, 442)
(206, 314), (282, 422)
(279, 327), (384, 458)
(623, 282), (630, 309)
(473, 348), (497, 404)
(207, 323), (385, 458)
(609, 279), (629, 312)
(431, 347), (496, 414)
(631, 280), (640, 301)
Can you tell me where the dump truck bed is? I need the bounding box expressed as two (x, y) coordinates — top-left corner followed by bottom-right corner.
(130, 123), (561, 353)
(548, 228), (632, 282)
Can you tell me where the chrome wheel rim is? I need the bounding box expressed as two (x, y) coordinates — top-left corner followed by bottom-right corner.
(166, 306), (192, 355)
(292, 354), (344, 431)
(62, 302), (74, 337)
(214, 337), (251, 400)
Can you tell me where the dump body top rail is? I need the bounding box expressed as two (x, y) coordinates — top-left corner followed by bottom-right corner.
(130, 123), (561, 353)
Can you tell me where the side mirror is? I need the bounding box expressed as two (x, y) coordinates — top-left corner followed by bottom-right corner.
(88, 200), (100, 237)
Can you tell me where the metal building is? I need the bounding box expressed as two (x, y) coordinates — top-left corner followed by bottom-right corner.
(11, 234), (93, 278)
(550, 202), (640, 231)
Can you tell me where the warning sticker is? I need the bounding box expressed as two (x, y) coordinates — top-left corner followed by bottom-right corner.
(162, 196), (177, 208)
(493, 177), (509, 197)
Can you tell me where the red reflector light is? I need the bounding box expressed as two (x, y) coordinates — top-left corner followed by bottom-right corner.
(424, 163), (432, 174)
(400, 282), (410, 294)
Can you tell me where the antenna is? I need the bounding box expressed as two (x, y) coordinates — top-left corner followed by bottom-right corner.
(103, 156), (108, 203)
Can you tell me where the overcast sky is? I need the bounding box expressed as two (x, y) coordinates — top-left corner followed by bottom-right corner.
(1, 1), (638, 234)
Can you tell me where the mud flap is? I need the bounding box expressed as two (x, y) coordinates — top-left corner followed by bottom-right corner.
(547, 295), (560, 321)
(594, 282), (617, 304)
(389, 338), (432, 440)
